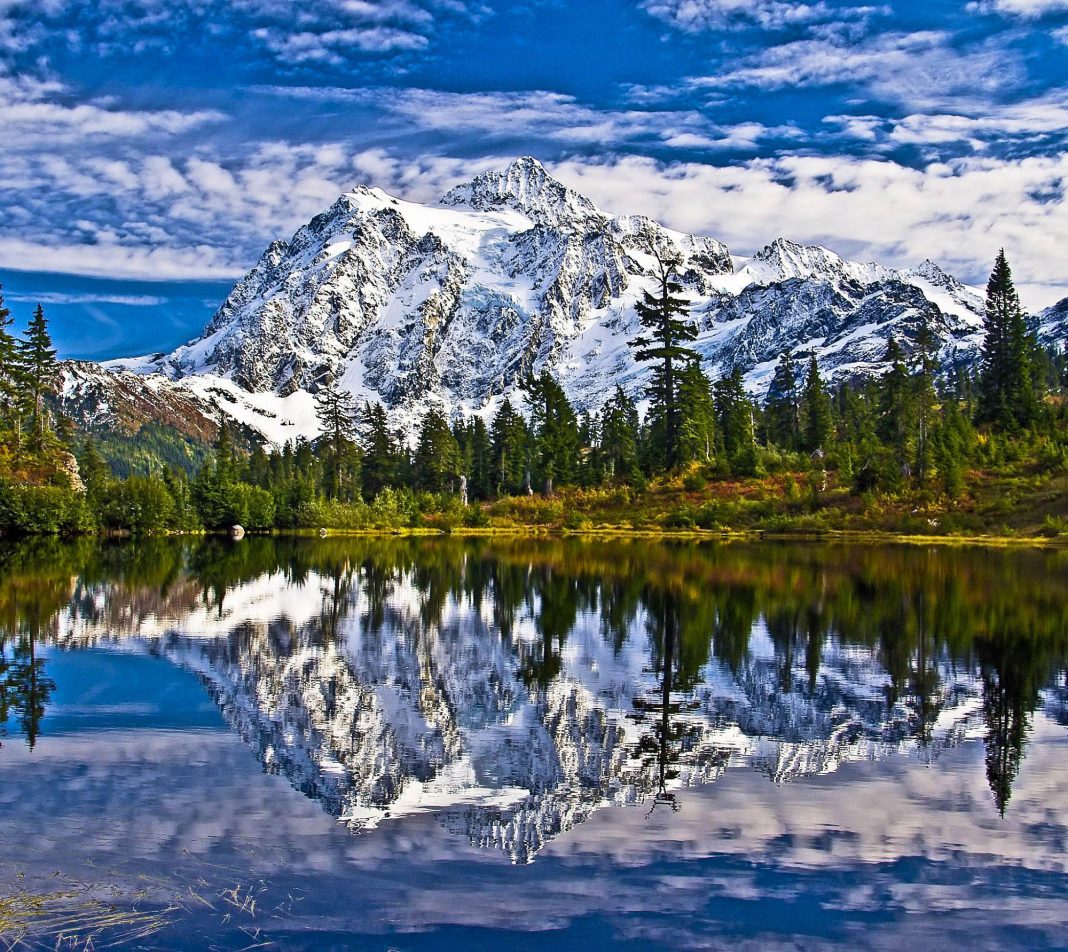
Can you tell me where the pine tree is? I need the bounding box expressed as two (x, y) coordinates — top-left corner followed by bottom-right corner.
(414, 406), (462, 493)
(800, 356), (832, 454)
(214, 418), (237, 484)
(932, 405), (965, 498)
(913, 316), (940, 485)
(77, 437), (112, 501)
(192, 421), (239, 527)
(675, 361), (717, 464)
(468, 416), (493, 500)
(631, 245), (697, 470)
(714, 367), (757, 471)
(526, 371), (580, 495)
(315, 383), (360, 499)
(578, 410), (602, 486)
(360, 402), (400, 499)
(0, 285), (19, 430)
(17, 303), (58, 450)
(877, 336), (911, 458)
(977, 250), (1039, 430)
(490, 398), (529, 495)
(598, 386), (640, 483)
(765, 352), (800, 449)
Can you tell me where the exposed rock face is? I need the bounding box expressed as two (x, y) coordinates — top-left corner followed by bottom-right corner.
(1039, 296), (1068, 348)
(57, 450), (85, 493)
(57, 360), (220, 442)
(78, 157), (1062, 445)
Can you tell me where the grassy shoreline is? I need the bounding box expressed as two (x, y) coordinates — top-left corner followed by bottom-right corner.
(268, 524), (1068, 548)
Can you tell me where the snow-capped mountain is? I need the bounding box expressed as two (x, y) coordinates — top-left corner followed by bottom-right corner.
(68, 156), (1064, 445)
(1039, 296), (1068, 348)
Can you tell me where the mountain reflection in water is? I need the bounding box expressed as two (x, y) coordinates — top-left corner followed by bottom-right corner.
(2, 536), (1067, 865)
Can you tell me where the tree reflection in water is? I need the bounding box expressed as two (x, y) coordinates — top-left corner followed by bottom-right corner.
(1, 535), (1067, 853)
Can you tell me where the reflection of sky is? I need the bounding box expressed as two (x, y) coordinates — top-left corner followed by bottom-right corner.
(2, 649), (1068, 950)
(33, 646), (224, 734)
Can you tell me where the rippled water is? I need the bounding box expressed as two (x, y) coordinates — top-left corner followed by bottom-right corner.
(1, 536), (1067, 950)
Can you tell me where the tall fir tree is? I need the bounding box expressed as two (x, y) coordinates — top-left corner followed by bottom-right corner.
(360, 402), (400, 499)
(466, 416), (493, 500)
(714, 367), (757, 471)
(877, 336), (911, 458)
(490, 398), (530, 495)
(414, 406), (462, 493)
(631, 246), (698, 470)
(314, 383), (360, 500)
(214, 418), (237, 483)
(765, 352), (800, 449)
(526, 371), (580, 495)
(977, 250), (1039, 430)
(800, 356), (833, 454)
(576, 412), (602, 487)
(17, 303), (58, 449)
(597, 386), (640, 482)
(675, 361), (717, 464)
(77, 437), (112, 502)
(192, 418), (239, 526)
(0, 284), (19, 431)
(912, 317), (940, 485)
(932, 399), (970, 498)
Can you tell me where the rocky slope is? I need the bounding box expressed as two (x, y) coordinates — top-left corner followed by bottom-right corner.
(57, 361), (219, 442)
(72, 156), (1066, 445)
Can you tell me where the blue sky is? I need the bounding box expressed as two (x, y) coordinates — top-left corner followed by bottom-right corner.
(2, 0), (1067, 359)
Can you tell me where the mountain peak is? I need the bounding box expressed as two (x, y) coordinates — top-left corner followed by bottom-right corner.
(754, 238), (845, 273)
(748, 237), (891, 286)
(438, 156), (601, 227)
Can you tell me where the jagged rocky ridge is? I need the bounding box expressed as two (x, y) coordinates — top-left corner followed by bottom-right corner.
(59, 156), (1068, 445)
(56, 564), (991, 865)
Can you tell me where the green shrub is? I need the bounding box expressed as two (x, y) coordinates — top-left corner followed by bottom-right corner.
(562, 509), (591, 531)
(194, 477), (275, 530)
(463, 505), (490, 528)
(0, 481), (94, 535)
(1039, 514), (1068, 538)
(663, 507), (696, 529)
(101, 475), (177, 533)
(681, 469), (707, 492)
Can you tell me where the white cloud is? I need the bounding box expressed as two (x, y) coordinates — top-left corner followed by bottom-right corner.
(824, 91), (1068, 149)
(639, 0), (886, 31)
(967, 0), (1068, 17)
(254, 84), (800, 151)
(0, 76), (222, 143)
(1054, 25), (1068, 41)
(708, 30), (1022, 108)
(251, 26), (428, 63)
(0, 237), (245, 280)
(6, 291), (167, 306)
(5, 135), (1068, 308)
(0, 141), (504, 280)
(546, 151), (1068, 309)
(0, 0), (482, 64)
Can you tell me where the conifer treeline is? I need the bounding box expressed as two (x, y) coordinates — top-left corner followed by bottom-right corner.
(0, 290), (60, 454)
(0, 251), (1066, 535)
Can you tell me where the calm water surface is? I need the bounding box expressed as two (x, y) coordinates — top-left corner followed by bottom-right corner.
(1, 537), (1067, 951)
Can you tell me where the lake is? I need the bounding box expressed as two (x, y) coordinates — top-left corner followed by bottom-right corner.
(1, 536), (1067, 951)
